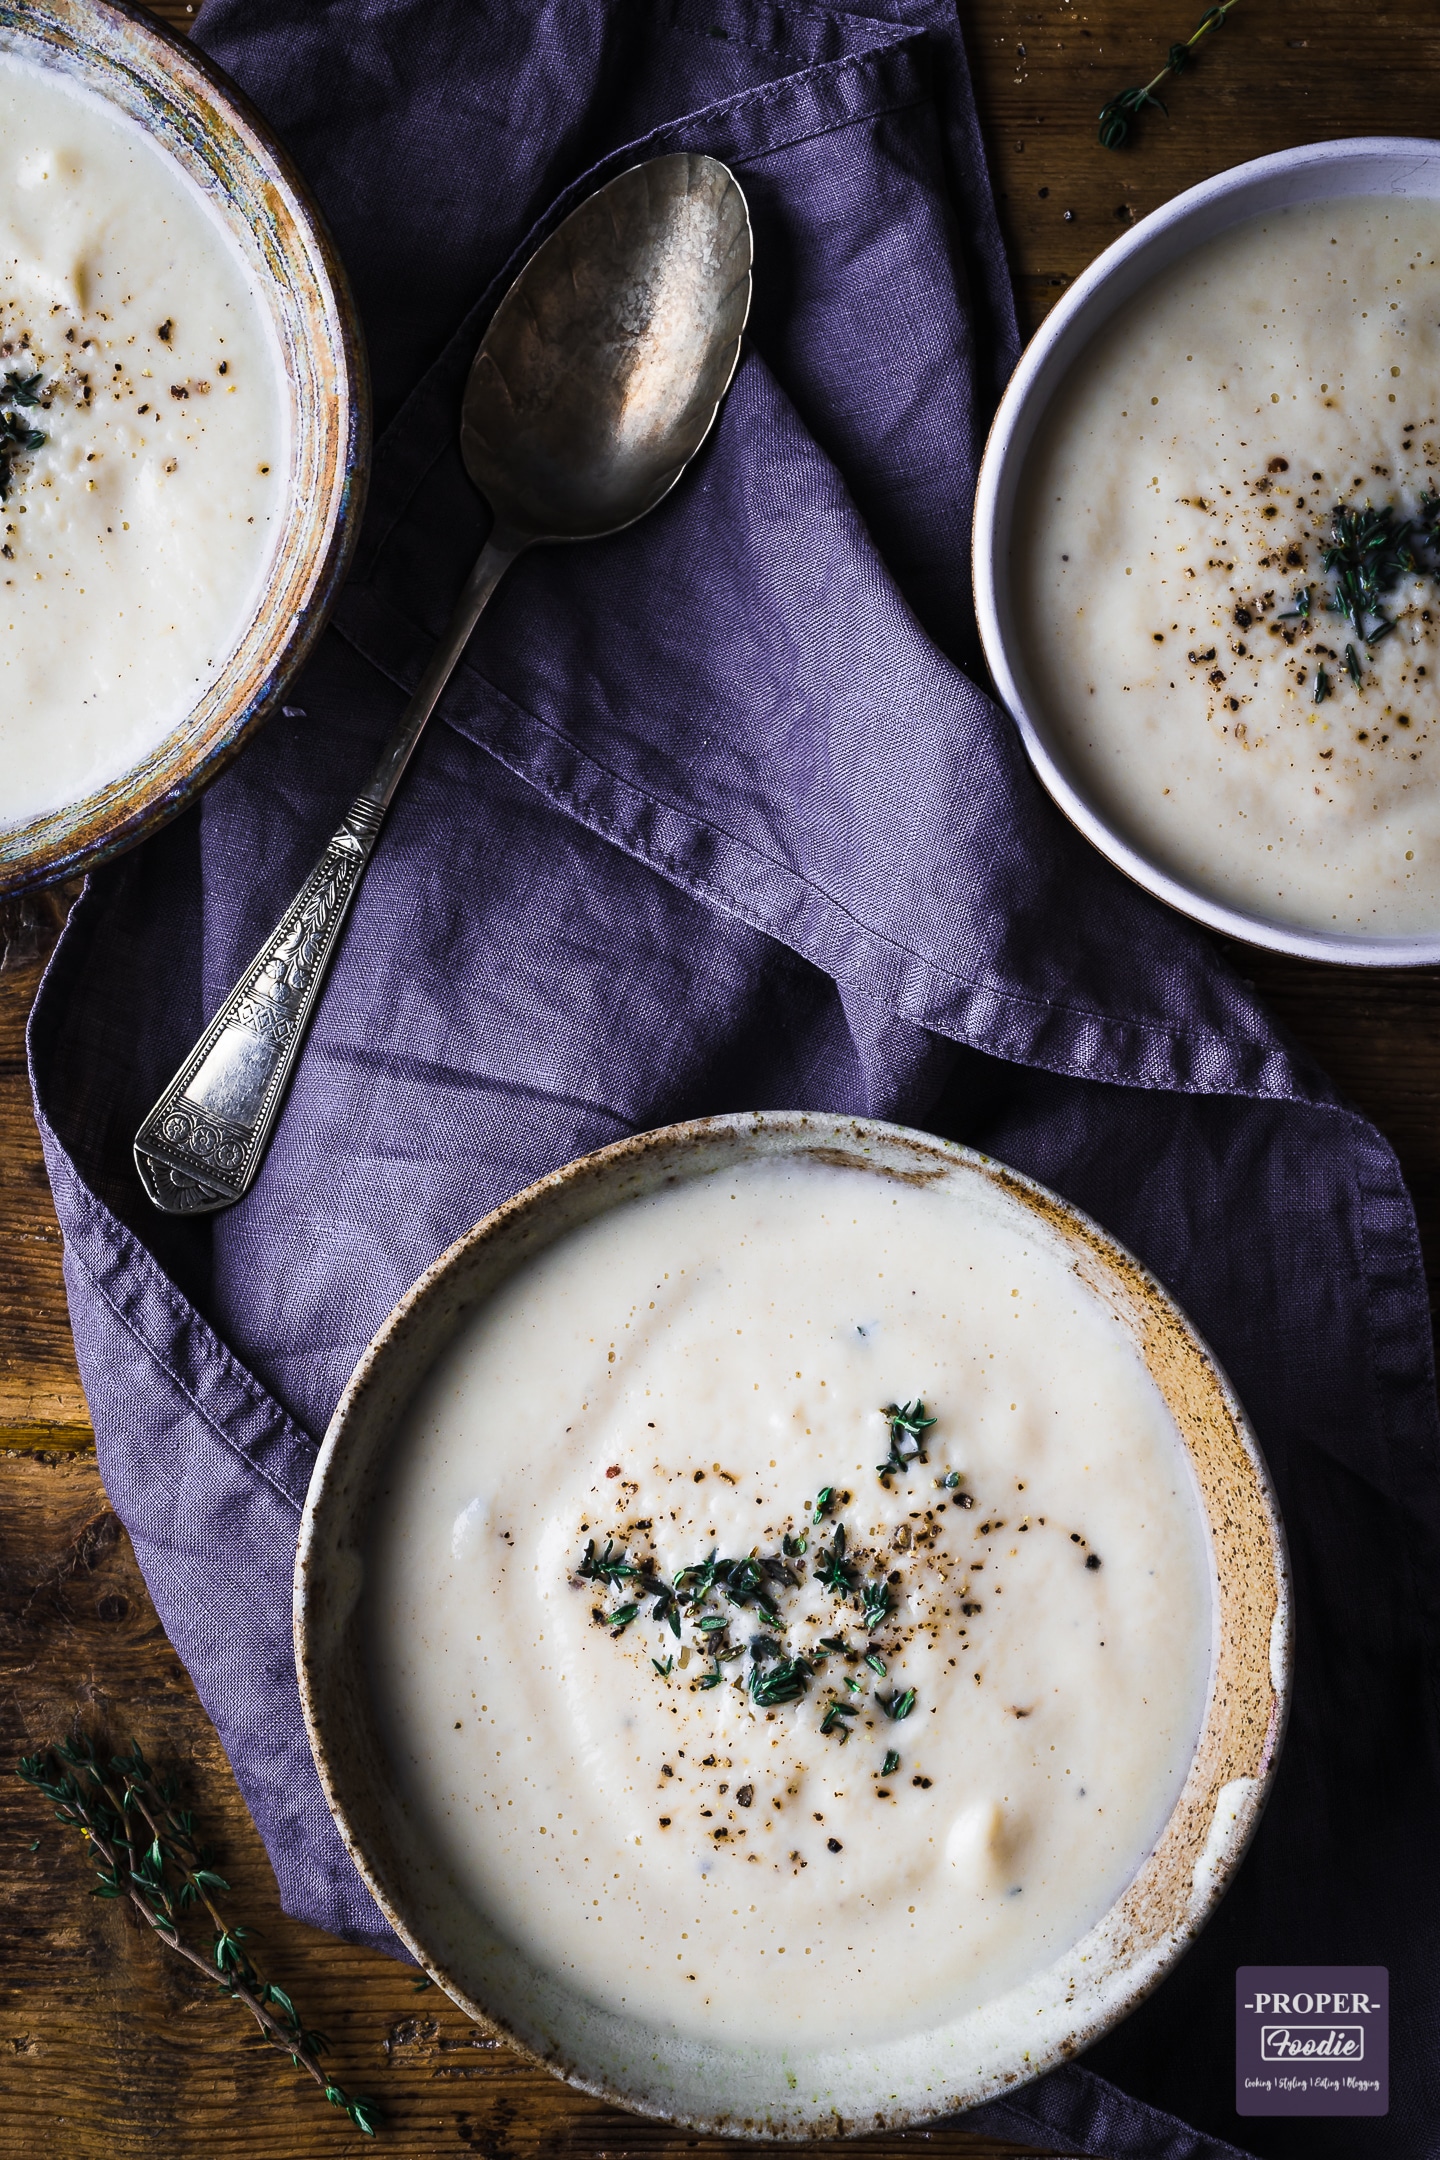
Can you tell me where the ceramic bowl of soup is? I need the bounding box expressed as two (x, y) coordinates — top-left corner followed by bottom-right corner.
(295, 1110), (1290, 2137)
(0, 0), (367, 898)
(975, 138), (1440, 963)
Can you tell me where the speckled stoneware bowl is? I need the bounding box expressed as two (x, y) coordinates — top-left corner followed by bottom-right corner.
(974, 136), (1440, 966)
(295, 1111), (1291, 2141)
(0, 0), (367, 897)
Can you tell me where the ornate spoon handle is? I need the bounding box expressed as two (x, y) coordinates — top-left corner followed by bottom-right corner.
(135, 535), (518, 1215)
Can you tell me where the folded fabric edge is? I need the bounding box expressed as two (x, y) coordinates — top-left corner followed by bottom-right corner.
(333, 587), (1321, 1108)
(959, 2059), (1260, 2160)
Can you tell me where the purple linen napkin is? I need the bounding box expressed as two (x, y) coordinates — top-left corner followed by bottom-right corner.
(26, 2), (1440, 2153)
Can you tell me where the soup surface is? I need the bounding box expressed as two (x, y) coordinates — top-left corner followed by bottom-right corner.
(364, 1152), (1215, 2048)
(0, 50), (286, 828)
(1016, 196), (1440, 936)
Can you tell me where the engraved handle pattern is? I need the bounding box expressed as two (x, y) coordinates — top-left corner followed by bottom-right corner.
(134, 535), (521, 1217)
(134, 796), (384, 1214)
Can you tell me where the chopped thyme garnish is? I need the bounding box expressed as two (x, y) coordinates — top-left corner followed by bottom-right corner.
(1277, 586), (1311, 622)
(815, 1523), (858, 1598)
(0, 373), (48, 502)
(865, 1652), (888, 1677)
(782, 1530), (807, 1557)
(880, 1748), (901, 1777)
(812, 1486), (836, 1524)
(578, 1538), (637, 1587)
(652, 1656), (674, 1676)
(697, 1660), (724, 1690)
(609, 1603), (639, 1633)
(697, 1613), (728, 1632)
(1345, 642), (1364, 686)
(3, 371), (44, 408)
(940, 1470), (964, 1490)
(818, 1635), (848, 1655)
(1313, 665), (1331, 706)
(749, 1657), (811, 1708)
(1324, 502), (1415, 647)
(879, 1686), (917, 1722)
(820, 1699), (859, 1739)
(878, 1399), (936, 1482)
(677, 1555), (721, 1607)
(860, 1579), (893, 1632)
(719, 1553), (784, 1624)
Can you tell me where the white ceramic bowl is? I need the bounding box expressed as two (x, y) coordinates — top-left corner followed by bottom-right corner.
(974, 137), (1440, 966)
(0, 0), (367, 898)
(295, 1111), (1291, 2138)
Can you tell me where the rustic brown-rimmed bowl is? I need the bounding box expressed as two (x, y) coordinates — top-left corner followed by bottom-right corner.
(295, 1111), (1291, 2139)
(0, 0), (367, 898)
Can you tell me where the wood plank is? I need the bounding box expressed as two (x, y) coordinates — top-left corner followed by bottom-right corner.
(967, 0), (1440, 340)
(0, 929), (92, 1452)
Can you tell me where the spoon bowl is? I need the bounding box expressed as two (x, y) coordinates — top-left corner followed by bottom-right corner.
(463, 154), (751, 544)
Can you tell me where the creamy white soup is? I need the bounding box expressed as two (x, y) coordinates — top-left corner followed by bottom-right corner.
(0, 53), (286, 828)
(1016, 196), (1440, 936)
(364, 1153), (1215, 2048)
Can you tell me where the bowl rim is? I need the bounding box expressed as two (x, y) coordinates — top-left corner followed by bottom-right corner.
(294, 1109), (1292, 2140)
(0, 0), (370, 897)
(973, 134), (1440, 967)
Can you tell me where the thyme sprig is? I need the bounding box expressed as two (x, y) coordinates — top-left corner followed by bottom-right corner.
(1098, 0), (1241, 151)
(16, 1738), (379, 2136)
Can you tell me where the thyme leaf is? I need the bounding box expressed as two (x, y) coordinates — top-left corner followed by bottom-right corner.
(749, 1656), (811, 1707)
(578, 1538), (638, 1587)
(878, 1399), (936, 1482)
(0, 372), (49, 500)
(815, 1522), (858, 1598)
(880, 1749), (901, 1777)
(879, 1686), (917, 1722)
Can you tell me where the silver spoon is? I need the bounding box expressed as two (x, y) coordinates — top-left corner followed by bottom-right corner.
(135, 153), (752, 1215)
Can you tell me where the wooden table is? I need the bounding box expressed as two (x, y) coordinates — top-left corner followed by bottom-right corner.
(4, 2), (1440, 2153)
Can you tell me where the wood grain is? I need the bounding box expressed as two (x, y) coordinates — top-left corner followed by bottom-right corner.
(3, 0), (1440, 2152)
